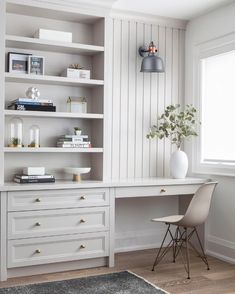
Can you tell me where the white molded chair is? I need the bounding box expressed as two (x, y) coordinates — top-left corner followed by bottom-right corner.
(151, 181), (218, 279)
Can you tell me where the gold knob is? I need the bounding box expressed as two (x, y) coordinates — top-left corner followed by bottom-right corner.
(80, 195), (86, 200)
(35, 198), (41, 202)
(160, 188), (166, 193)
(80, 244), (86, 249)
(35, 249), (41, 254)
(35, 222), (41, 226)
(80, 219), (86, 223)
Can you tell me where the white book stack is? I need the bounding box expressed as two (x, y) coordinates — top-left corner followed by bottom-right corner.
(57, 135), (91, 148)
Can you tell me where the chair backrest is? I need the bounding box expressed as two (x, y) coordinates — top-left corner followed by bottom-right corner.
(178, 182), (218, 228)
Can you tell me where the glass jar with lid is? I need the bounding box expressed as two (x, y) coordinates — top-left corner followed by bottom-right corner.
(28, 125), (40, 147)
(8, 117), (23, 147)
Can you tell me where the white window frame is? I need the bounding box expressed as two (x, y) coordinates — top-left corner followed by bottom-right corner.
(192, 33), (235, 176)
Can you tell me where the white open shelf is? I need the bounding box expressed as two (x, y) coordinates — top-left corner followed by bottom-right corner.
(4, 110), (104, 119)
(5, 73), (104, 87)
(4, 147), (103, 153)
(6, 35), (104, 55)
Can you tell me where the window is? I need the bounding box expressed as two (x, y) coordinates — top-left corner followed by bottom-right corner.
(201, 50), (235, 164)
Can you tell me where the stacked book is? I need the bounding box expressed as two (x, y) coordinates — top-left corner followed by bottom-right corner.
(57, 135), (91, 148)
(8, 98), (56, 112)
(14, 174), (55, 184)
(14, 167), (55, 184)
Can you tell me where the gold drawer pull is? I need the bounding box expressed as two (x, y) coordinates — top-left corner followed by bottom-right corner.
(35, 249), (41, 254)
(80, 219), (86, 223)
(160, 188), (166, 193)
(80, 195), (86, 200)
(35, 198), (41, 202)
(80, 244), (86, 249)
(35, 222), (41, 226)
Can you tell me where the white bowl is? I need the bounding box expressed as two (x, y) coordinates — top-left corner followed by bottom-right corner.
(64, 167), (91, 175)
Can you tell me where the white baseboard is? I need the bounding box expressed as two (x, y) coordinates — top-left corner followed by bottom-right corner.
(115, 228), (168, 253)
(206, 235), (235, 264)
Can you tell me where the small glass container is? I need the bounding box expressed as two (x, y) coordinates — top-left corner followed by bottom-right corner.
(28, 125), (40, 148)
(8, 117), (23, 147)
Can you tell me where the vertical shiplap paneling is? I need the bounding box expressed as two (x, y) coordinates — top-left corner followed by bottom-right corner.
(171, 28), (180, 156)
(127, 21), (137, 178)
(109, 18), (185, 180)
(134, 22), (144, 178)
(149, 24), (159, 177)
(164, 27), (173, 177)
(111, 19), (122, 179)
(156, 26), (166, 177)
(142, 24), (152, 177)
(119, 20), (129, 179)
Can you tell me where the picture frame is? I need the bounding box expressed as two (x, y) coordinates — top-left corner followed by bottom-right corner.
(8, 52), (32, 74)
(28, 56), (45, 75)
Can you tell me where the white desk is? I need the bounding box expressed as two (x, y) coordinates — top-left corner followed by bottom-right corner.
(0, 177), (206, 281)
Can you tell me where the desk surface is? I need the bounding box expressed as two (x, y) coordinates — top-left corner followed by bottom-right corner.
(0, 177), (207, 192)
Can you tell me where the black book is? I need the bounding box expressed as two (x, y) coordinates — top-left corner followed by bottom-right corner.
(9, 104), (56, 112)
(14, 178), (56, 184)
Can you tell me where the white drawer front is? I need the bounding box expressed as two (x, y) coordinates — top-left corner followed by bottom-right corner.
(8, 188), (109, 211)
(115, 184), (201, 198)
(8, 232), (109, 268)
(8, 207), (109, 239)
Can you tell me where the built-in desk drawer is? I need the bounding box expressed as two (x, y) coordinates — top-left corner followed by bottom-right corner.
(8, 188), (109, 211)
(8, 207), (109, 239)
(115, 184), (201, 198)
(8, 232), (109, 268)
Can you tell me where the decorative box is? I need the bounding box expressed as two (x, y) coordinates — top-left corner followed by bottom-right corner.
(67, 97), (87, 113)
(62, 68), (90, 79)
(34, 29), (72, 43)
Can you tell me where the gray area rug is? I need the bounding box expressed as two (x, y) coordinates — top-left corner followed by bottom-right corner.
(0, 271), (168, 294)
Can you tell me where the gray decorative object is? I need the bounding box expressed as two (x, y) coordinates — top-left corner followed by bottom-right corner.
(139, 41), (165, 73)
(0, 271), (168, 294)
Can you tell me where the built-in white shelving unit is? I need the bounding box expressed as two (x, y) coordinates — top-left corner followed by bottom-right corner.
(6, 35), (104, 55)
(4, 110), (104, 119)
(5, 73), (104, 87)
(2, 0), (106, 183)
(4, 147), (104, 153)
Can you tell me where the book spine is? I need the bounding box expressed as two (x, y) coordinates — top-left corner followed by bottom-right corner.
(57, 144), (90, 148)
(58, 138), (85, 143)
(14, 102), (53, 106)
(14, 178), (56, 183)
(61, 135), (88, 139)
(15, 98), (53, 103)
(10, 104), (56, 112)
(15, 175), (54, 179)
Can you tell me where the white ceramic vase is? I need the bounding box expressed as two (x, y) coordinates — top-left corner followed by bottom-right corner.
(170, 148), (188, 179)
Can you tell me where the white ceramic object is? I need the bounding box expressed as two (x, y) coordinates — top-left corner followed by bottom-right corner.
(26, 87), (40, 99)
(74, 130), (82, 136)
(170, 149), (188, 179)
(64, 167), (91, 181)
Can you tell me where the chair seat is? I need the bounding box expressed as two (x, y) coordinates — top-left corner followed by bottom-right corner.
(151, 214), (184, 224)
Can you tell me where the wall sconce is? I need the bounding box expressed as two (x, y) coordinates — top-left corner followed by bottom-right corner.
(139, 41), (165, 73)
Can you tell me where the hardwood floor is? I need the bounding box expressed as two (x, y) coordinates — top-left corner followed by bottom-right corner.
(0, 249), (235, 293)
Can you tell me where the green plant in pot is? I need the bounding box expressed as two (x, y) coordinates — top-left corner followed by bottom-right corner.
(74, 127), (82, 136)
(147, 104), (200, 178)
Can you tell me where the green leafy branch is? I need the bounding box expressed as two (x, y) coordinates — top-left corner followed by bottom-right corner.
(147, 104), (200, 148)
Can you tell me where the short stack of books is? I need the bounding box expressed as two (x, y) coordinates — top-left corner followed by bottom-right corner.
(14, 167), (55, 184)
(8, 98), (56, 112)
(57, 135), (91, 148)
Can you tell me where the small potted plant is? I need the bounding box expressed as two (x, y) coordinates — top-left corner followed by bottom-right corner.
(147, 104), (200, 178)
(74, 127), (82, 136)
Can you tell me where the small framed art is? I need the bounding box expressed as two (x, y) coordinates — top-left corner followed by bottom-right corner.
(28, 56), (45, 75)
(8, 52), (31, 74)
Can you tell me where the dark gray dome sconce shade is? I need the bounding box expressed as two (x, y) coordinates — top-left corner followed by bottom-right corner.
(139, 41), (165, 73)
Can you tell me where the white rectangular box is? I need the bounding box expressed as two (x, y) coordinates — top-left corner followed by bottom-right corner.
(34, 29), (72, 43)
(23, 167), (45, 176)
(62, 68), (90, 79)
